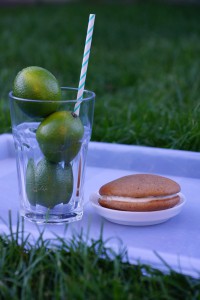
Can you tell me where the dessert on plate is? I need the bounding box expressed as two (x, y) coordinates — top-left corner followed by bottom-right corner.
(98, 173), (181, 212)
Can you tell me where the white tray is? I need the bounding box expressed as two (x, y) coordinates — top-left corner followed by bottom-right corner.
(1, 133), (200, 277)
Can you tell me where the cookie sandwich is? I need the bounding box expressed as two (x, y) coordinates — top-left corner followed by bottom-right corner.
(98, 174), (181, 212)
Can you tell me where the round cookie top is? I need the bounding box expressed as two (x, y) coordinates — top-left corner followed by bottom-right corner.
(99, 174), (180, 198)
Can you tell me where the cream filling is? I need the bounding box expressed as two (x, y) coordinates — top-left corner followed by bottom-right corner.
(100, 193), (180, 203)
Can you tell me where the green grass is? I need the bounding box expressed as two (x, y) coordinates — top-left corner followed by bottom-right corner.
(0, 2), (200, 150)
(0, 216), (199, 300)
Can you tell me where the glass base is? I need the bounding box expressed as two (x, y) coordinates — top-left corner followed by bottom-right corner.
(22, 210), (83, 224)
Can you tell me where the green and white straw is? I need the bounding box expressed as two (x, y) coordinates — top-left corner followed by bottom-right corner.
(74, 14), (95, 115)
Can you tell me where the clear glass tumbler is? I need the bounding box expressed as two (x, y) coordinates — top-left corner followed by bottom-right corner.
(9, 87), (95, 224)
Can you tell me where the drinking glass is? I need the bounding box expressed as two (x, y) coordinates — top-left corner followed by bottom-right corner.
(9, 87), (95, 224)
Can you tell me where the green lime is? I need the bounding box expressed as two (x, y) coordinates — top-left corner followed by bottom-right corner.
(36, 111), (84, 163)
(26, 159), (36, 206)
(13, 66), (61, 118)
(26, 158), (73, 208)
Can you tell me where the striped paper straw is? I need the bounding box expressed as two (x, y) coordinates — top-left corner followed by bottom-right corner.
(74, 14), (95, 115)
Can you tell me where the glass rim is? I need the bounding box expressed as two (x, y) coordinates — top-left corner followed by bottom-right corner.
(9, 87), (95, 103)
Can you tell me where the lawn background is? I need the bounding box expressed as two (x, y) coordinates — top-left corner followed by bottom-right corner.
(0, 0), (200, 151)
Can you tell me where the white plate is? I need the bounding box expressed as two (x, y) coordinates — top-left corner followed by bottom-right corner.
(89, 192), (186, 226)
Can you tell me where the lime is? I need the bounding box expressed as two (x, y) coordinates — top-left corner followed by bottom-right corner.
(26, 158), (73, 208)
(13, 66), (61, 118)
(26, 159), (36, 206)
(36, 111), (84, 163)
